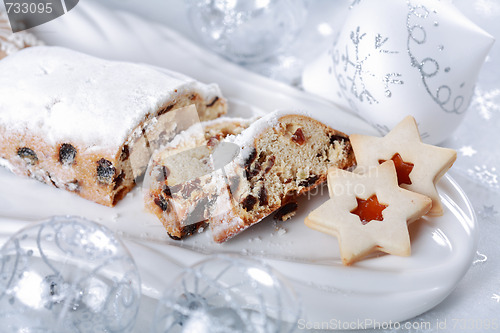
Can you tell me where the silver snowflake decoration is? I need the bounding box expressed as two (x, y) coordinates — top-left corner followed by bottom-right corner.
(332, 26), (402, 107)
(468, 165), (499, 189)
(472, 87), (500, 120)
(478, 205), (498, 220)
(459, 145), (477, 157)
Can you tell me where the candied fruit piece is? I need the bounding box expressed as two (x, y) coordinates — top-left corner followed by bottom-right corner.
(242, 195), (257, 211)
(59, 143), (77, 166)
(264, 155), (276, 173)
(258, 186), (268, 206)
(329, 134), (348, 145)
(120, 145), (130, 161)
(299, 174), (319, 187)
(17, 147), (38, 165)
(155, 165), (170, 182)
(291, 128), (306, 145)
(206, 96), (219, 107)
(154, 195), (170, 212)
(97, 159), (116, 185)
(274, 202), (298, 221)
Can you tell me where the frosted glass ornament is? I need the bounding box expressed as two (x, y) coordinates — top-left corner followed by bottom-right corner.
(152, 255), (301, 333)
(0, 216), (141, 333)
(303, 0), (494, 144)
(187, 0), (307, 64)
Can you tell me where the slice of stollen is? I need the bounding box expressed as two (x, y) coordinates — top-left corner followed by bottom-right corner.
(145, 111), (356, 242)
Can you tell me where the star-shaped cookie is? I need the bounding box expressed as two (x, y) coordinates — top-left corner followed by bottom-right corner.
(350, 116), (456, 216)
(305, 161), (432, 265)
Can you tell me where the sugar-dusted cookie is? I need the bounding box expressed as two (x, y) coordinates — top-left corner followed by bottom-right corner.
(350, 116), (456, 216)
(305, 161), (432, 265)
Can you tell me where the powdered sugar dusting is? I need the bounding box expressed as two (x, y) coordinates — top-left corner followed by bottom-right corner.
(164, 116), (256, 151)
(227, 110), (311, 164)
(0, 11), (43, 56)
(0, 157), (14, 172)
(210, 211), (247, 241)
(0, 46), (221, 152)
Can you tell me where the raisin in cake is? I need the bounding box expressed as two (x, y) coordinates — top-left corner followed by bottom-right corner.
(145, 117), (256, 239)
(0, 10), (43, 59)
(0, 46), (227, 206)
(145, 111), (355, 242)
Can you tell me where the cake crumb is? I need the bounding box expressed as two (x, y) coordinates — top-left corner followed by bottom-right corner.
(248, 236), (262, 243)
(276, 227), (287, 237)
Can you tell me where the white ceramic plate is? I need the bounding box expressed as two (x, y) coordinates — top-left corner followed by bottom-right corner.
(0, 0), (477, 327)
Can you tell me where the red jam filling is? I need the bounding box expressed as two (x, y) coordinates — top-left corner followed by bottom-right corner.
(350, 194), (388, 225)
(379, 153), (414, 185)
